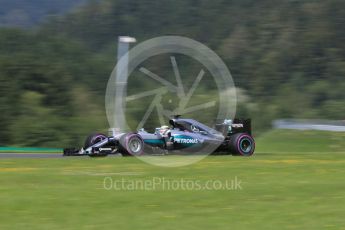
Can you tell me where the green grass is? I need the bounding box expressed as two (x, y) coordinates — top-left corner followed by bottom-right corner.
(0, 129), (344, 229)
(256, 129), (345, 153)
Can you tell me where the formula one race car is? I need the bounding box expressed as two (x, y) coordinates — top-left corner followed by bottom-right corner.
(63, 116), (255, 157)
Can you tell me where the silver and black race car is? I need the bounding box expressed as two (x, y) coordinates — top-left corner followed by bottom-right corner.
(63, 116), (255, 157)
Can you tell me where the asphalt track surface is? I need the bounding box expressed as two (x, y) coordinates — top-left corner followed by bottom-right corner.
(0, 153), (66, 158)
(0, 153), (123, 158)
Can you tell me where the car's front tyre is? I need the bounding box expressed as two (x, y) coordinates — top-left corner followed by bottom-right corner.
(84, 133), (108, 157)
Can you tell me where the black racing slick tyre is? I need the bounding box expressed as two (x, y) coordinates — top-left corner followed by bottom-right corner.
(84, 133), (107, 149)
(119, 133), (144, 156)
(229, 133), (255, 156)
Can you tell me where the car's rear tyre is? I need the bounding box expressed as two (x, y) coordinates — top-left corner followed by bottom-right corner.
(119, 133), (144, 156)
(229, 133), (255, 156)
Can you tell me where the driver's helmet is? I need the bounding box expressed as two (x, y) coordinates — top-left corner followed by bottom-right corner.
(191, 125), (199, 132)
(159, 125), (170, 135)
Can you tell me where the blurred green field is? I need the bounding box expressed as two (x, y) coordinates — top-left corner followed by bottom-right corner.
(256, 129), (345, 153)
(0, 130), (344, 230)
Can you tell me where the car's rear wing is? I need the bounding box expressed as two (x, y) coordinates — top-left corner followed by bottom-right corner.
(232, 118), (252, 135)
(215, 118), (252, 136)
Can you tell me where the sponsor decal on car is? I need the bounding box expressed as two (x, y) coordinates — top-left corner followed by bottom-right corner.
(231, 124), (244, 128)
(173, 135), (200, 145)
(174, 138), (199, 144)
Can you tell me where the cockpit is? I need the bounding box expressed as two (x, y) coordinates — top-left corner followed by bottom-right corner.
(169, 119), (211, 135)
